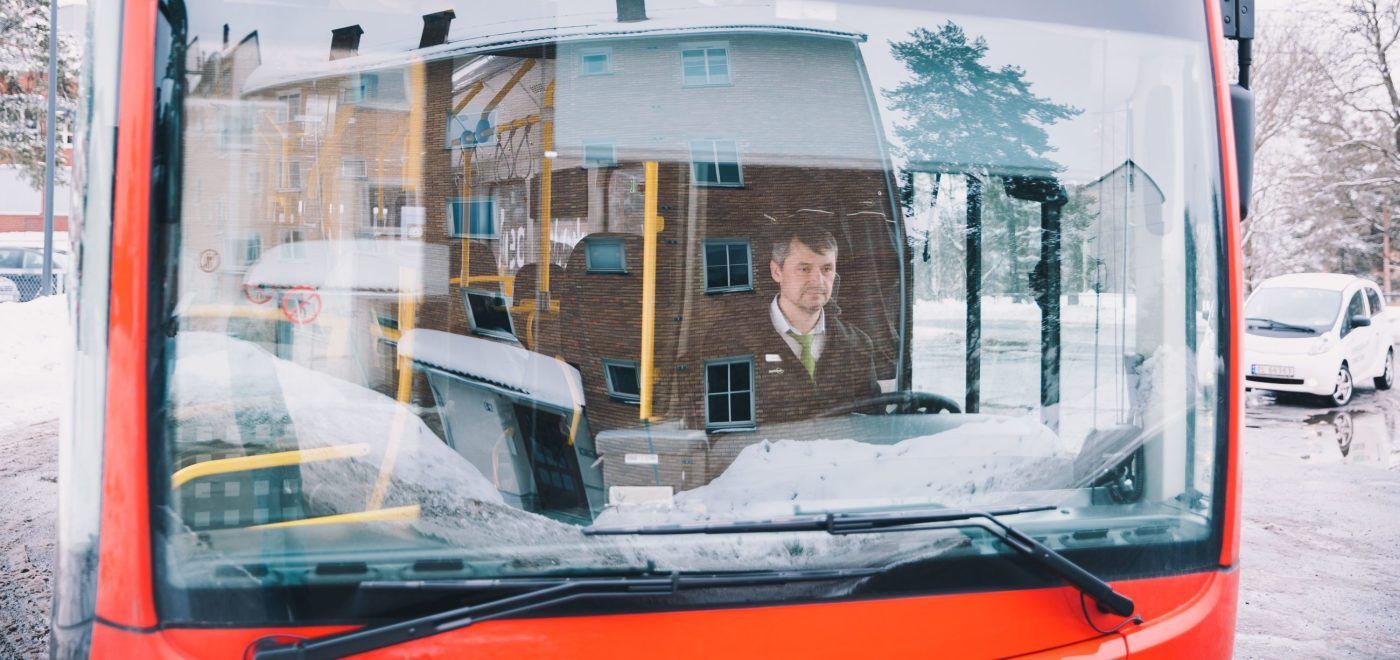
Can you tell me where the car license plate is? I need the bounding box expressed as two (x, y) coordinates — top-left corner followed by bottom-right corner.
(1251, 364), (1294, 377)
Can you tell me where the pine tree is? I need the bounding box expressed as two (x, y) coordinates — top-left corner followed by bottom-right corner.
(883, 22), (1080, 175)
(0, 0), (80, 189)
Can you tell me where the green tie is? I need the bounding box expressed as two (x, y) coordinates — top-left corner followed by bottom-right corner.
(788, 330), (816, 377)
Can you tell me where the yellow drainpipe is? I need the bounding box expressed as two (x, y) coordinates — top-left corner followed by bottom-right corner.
(540, 80), (556, 295)
(640, 161), (662, 421)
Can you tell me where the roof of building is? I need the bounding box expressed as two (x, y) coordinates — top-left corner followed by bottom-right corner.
(243, 6), (865, 94)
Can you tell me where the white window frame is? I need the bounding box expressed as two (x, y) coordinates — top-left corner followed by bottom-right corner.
(602, 359), (642, 404)
(579, 47), (613, 76)
(341, 157), (367, 179)
(704, 356), (755, 430)
(680, 41), (732, 87)
(689, 139), (743, 187)
(276, 92), (301, 123)
(703, 238), (753, 293)
(279, 160), (302, 191)
(280, 228), (306, 261)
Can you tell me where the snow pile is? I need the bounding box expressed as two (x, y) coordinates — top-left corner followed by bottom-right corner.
(0, 296), (68, 434)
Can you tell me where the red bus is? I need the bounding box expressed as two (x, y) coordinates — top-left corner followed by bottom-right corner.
(54, 0), (1253, 656)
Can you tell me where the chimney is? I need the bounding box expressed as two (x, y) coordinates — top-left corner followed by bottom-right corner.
(222, 24), (229, 48)
(329, 24), (364, 61)
(616, 0), (647, 22)
(419, 9), (455, 48)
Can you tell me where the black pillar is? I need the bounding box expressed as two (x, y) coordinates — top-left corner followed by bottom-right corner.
(965, 174), (982, 413)
(1036, 199), (1065, 432)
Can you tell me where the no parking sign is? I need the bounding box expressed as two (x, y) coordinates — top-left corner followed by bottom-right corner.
(281, 286), (322, 325)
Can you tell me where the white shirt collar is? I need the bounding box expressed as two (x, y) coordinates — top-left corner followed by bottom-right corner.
(770, 295), (826, 337)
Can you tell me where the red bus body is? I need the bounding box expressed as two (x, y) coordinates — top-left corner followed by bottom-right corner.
(60, 0), (1246, 656)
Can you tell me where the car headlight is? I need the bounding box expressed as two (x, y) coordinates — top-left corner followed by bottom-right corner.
(1308, 335), (1334, 355)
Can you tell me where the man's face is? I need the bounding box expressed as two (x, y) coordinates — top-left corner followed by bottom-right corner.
(771, 239), (836, 314)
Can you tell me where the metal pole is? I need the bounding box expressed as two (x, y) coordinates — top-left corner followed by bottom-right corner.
(41, 0), (59, 296)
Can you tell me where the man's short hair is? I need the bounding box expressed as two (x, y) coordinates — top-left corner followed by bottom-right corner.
(771, 226), (839, 266)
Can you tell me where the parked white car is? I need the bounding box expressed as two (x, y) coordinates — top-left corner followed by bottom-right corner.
(1244, 273), (1397, 406)
(0, 276), (18, 303)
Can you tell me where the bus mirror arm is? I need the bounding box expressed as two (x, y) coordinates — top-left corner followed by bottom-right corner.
(1223, 0), (1255, 219)
(1231, 84), (1255, 220)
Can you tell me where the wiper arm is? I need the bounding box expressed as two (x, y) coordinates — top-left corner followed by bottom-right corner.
(251, 569), (876, 659)
(585, 504), (1134, 618)
(1246, 316), (1315, 333)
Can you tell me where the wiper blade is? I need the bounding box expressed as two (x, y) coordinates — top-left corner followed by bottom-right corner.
(251, 569), (877, 659)
(1246, 316), (1315, 333)
(585, 504), (1134, 618)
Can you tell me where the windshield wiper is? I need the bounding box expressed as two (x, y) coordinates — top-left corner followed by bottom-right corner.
(584, 504), (1134, 618)
(251, 568), (877, 659)
(1246, 316), (1316, 333)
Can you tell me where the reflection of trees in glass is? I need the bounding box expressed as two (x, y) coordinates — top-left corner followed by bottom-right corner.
(887, 22), (1085, 302)
(884, 22), (1080, 174)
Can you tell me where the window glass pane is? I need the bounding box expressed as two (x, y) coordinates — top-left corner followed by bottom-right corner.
(716, 162), (741, 184)
(728, 263), (748, 286)
(708, 393), (730, 422)
(728, 362), (748, 391)
(706, 265), (728, 289)
(608, 363), (640, 396)
(705, 243), (727, 266)
(694, 161), (718, 184)
(706, 364), (726, 391)
(730, 392), (751, 422)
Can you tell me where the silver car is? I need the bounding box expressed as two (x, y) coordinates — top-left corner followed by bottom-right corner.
(0, 246), (66, 301)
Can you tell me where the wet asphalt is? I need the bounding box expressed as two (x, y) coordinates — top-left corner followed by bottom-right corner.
(1237, 382), (1400, 657)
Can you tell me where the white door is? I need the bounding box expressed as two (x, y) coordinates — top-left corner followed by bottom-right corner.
(1341, 290), (1373, 376)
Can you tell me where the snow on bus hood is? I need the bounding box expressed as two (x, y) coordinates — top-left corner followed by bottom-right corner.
(168, 332), (1069, 573)
(241, 239), (449, 296)
(595, 416), (1074, 528)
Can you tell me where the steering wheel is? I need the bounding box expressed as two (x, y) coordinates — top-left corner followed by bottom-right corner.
(820, 390), (962, 417)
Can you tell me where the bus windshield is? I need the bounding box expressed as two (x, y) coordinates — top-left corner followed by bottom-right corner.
(152, 0), (1225, 623)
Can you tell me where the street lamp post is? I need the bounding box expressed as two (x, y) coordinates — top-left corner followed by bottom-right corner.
(40, 0), (59, 296)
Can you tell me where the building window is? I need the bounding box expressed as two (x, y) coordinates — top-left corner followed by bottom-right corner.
(580, 48), (612, 76)
(463, 288), (516, 341)
(276, 92), (301, 122)
(704, 239), (752, 293)
(602, 359), (641, 403)
(583, 142), (617, 168)
(279, 160), (301, 191)
(226, 235), (261, 271)
(447, 198), (497, 238)
(584, 237), (626, 273)
(681, 43), (730, 86)
(690, 139), (742, 186)
(280, 229), (306, 260)
(341, 157), (367, 179)
(705, 357), (754, 430)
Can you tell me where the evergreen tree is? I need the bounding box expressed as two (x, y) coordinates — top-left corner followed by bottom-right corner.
(0, 0), (80, 189)
(884, 22), (1080, 176)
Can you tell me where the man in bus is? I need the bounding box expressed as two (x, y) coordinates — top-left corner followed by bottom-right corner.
(752, 225), (881, 424)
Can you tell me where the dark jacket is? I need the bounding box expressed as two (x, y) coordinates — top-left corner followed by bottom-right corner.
(746, 314), (882, 425)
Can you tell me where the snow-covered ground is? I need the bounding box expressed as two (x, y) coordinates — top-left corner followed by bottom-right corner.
(0, 297), (66, 657)
(2, 296), (1399, 656)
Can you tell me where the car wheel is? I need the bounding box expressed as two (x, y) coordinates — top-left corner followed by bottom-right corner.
(1375, 349), (1394, 391)
(1329, 363), (1354, 407)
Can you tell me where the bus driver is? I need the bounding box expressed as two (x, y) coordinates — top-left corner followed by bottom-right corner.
(753, 226), (881, 424)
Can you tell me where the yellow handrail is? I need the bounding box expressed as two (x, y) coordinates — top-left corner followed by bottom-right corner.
(251, 504), (421, 530)
(170, 443), (371, 489)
